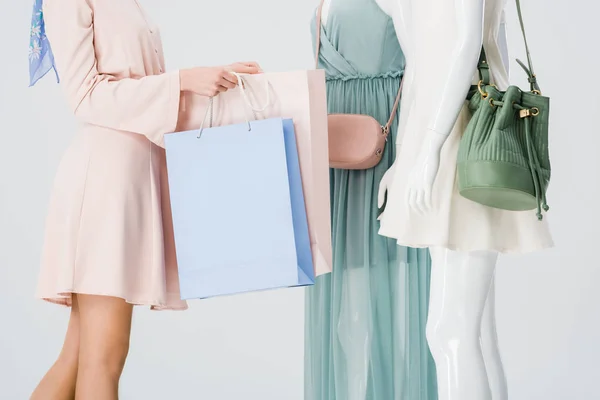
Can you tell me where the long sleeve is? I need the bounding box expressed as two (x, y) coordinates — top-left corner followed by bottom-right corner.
(174, 92), (213, 132)
(43, 0), (181, 147)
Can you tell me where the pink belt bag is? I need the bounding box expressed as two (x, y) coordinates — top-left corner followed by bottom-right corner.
(315, 0), (403, 170)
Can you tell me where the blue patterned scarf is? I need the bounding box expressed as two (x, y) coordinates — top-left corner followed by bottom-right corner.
(29, 0), (59, 86)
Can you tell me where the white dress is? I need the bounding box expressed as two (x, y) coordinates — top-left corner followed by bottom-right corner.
(378, 0), (554, 253)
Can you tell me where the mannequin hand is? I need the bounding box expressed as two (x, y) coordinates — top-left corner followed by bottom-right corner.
(180, 62), (262, 97)
(405, 129), (446, 215)
(378, 159), (397, 209)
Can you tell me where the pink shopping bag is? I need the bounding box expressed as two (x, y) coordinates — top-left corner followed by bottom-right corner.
(175, 70), (332, 276)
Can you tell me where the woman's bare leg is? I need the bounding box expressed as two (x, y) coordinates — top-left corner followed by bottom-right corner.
(75, 295), (133, 400)
(31, 296), (81, 400)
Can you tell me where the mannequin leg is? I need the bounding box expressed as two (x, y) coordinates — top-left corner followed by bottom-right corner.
(337, 268), (371, 400)
(425, 247), (449, 395)
(425, 248), (498, 400)
(481, 277), (508, 400)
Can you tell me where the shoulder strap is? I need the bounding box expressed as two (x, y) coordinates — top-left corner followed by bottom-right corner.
(315, 0), (325, 69)
(384, 78), (404, 132)
(314, 0), (403, 132)
(477, 0), (541, 93)
(515, 0), (540, 93)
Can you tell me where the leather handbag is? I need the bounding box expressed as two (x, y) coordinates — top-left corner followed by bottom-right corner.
(457, 0), (551, 220)
(315, 0), (403, 170)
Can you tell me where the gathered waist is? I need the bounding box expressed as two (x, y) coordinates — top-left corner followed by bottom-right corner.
(325, 70), (403, 82)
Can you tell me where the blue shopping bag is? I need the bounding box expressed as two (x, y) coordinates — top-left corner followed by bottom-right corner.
(164, 117), (314, 299)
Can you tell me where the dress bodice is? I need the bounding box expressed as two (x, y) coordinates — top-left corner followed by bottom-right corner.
(311, 0), (405, 79)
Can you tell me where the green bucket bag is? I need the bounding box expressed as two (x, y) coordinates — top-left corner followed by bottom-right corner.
(457, 0), (550, 220)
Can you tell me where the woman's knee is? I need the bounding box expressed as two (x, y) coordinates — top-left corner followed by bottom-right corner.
(79, 337), (130, 378)
(76, 294), (133, 378)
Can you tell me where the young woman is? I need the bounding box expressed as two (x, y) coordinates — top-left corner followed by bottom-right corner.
(28, 0), (261, 398)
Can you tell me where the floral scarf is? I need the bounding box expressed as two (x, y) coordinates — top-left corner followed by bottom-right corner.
(28, 0), (59, 86)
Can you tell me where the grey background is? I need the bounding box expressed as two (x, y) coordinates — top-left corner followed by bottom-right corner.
(0, 0), (598, 399)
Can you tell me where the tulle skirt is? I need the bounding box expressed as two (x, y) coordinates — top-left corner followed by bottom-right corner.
(304, 74), (438, 400)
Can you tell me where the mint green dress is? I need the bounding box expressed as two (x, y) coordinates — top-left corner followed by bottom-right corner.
(305, 1), (438, 399)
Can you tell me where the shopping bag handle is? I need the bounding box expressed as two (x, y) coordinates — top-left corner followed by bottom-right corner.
(197, 97), (220, 138)
(197, 73), (272, 139)
(197, 95), (252, 138)
(232, 72), (272, 113)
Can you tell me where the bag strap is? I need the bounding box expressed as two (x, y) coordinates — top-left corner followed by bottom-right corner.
(515, 0), (540, 93)
(478, 0), (541, 93)
(315, 0), (403, 133)
(315, 0), (325, 70)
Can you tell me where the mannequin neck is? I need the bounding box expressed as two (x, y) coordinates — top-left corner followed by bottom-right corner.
(320, 0), (332, 28)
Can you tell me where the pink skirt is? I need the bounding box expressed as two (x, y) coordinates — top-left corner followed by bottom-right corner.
(37, 124), (187, 310)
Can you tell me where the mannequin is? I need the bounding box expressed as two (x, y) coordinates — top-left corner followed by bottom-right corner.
(374, 0), (541, 399)
(313, 0), (435, 400)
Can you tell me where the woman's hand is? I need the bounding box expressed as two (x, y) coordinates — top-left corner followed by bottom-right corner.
(179, 62), (262, 97)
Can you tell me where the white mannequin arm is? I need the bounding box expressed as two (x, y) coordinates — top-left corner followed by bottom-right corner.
(425, 0), (485, 137)
(375, 0), (419, 208)
(498, 9), (509, 74)
(399, 0), (486, 213)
